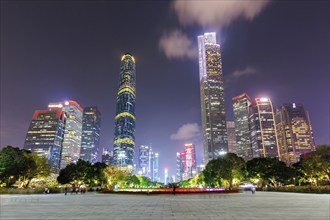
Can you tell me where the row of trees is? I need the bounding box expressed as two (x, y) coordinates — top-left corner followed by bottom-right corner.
(57, 159), (161, 189)
(0, 146), (50, 187)
(186, 146), (329, 188)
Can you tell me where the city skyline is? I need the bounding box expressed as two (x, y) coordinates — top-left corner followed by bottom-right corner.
(1, 1), (329, 179)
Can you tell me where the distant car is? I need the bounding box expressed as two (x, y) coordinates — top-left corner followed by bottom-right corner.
(238, 182), (257, 191)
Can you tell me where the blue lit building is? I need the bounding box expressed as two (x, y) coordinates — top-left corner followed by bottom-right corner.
(113, 53), (136, 171)
(24, 108), (66, 171)
(80, 106), (101, 164)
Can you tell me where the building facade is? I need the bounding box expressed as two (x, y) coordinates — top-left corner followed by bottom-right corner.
(249, 98), (279, 158)
(176, 152), (185, 182)
(232, 93), (252, 160)
(138, 145), (151, 177)
(275, 103), (315, 165)
(198, 32), (228, 164)
(226, 120), (237, 154)
(80, 106), (101, 164)
(152, 152), (159, 182)
(49, 101), (83, 169)
(102, 148), (114, 166)
(183, 143), (196, 180)
(113, 53), (136, 171)
(24, 108), (65, 170)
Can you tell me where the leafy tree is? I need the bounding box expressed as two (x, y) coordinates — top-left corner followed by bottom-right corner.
(247, 157), (293, 187)
(57, 159), (92, 187)
(103, 166), (125, 189)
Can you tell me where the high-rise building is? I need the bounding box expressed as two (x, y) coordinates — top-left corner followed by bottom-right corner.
(24, 108), (65, 170)
(249, 98), (279, 158)
(138, 145), (151, 177)
(113, 53), (136, 171)
(275, 103), (315, 165)
(198, 32), (228, 164)
(176, 152), (185, 182)
(164, 168), (168, 185)
(183, 143), (196, 180)
(102, 147), (114, 166)
(48, 101), (83, 169)
(152, 152), (159, 182)
(80, 106), (101, 164)
(232, 93), (252, 160)
(226, 120), (237, 154)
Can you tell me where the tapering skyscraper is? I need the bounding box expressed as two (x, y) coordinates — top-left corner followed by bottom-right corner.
(249, 98), (279, 158)
(275, 103), (315, 165)
(24, 108), (65, 170)
(198, 32), (228, 164)
(80, 106), (101, 164)
(232, 93), (252, 160)
(113, 53), (136, 171)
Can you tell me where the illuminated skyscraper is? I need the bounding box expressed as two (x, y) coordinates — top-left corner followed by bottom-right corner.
(49, 100), (83, 169)
(249, 98), (279, 158)
(152, 152), (159, 182)
(183, 143), (196, 180)
(198, 32), (228, 164)
(138, 145), (151, 177)
(232, 93), (252, 160)
(80, 106), (101, 164)
(24, 108), (65, 170)
(275, 103), (315, 165)
(113, 53), (136, 170)
(176, 152), (185, 182)
(226, 120), (237, 154)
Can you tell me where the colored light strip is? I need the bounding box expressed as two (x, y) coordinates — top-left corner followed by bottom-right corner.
(115, 112), (136, 120)
(121, 54), (135, 63)
(114, 138), (135, 145)
(117, 87), (136, 96)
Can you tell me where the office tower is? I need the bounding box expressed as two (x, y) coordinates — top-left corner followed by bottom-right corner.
(176, 152), (185, 182)
(249, 98), (279, 158)
(226, 120), (237, 154)
(138, 145), (150, 177)
(80, 107), (101, 164)
(102, 148), (114, 166)
(232, 93), (253, 160)
(49, 101), (83, 169)
(184, 143), (196, 180)
(275, 103), (315, 165)
(152, 152), (159, 182)
(24, 108), (65, 170)
(198, 32), (228, 164)
(113, 53), (136, 171)
(164, 168), (168, 184)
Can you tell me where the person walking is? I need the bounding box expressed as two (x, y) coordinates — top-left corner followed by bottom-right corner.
(251, 187), (256, 194)
(64, 187), (68, 195)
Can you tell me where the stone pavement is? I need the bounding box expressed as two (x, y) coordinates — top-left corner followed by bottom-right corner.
(0, 191), (329, 219)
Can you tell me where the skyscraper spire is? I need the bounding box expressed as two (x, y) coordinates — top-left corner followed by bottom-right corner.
(113, 53), (136, 171)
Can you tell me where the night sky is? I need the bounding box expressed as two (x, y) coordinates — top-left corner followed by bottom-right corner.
(1, 1), (329, 181)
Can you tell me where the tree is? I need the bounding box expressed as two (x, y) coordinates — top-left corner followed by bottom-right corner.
(103, 166), (125, 189)
(57, 159), (92, 187)
(296, 145), (330, 185)
(246, 157), (293, 187)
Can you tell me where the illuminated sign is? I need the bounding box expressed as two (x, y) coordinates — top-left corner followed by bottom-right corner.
(48, 104), (63, 108)
(260, 98), (269, 102)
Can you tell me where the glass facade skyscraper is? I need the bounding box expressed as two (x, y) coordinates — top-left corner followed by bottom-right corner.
(226, 120), (237, 154)
(198, 32), (228, 164)
(275, 103), (315, 165)
(48, 100), (83, 169)
(24, 108), (65, 170)
(152, 152), (159, 182)
(232, 93), (252, 160)
(138, 145), (151, 177)
(249, 98), (279, 158)
(176, 152), (185, 182)
(113, 53), (136, 171)
(80, 106), (101, 164)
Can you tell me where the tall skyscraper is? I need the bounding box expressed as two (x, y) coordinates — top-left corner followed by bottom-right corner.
(113, 53), (136, 171)
(232, 93), (252, 160)
(198, 32), (228, 164)
(24, 108), (65, 170)
(183, 143), (196, 180)
(249, 98), (279, 158)
(138, 145), (151, 177)
(80, 106), (101, 164)
(226, 120), (237, 154)
(275, 103), (315, 165)
(48, 100), (83, 169)
(102, 147), (114, 166)
(176, 152), (185, 182)
(152, 152), (159, 182)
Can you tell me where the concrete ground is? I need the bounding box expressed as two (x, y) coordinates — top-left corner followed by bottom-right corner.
(0, 191), (329, 220)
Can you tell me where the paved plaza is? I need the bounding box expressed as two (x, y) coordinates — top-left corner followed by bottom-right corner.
(1, 191), (329, 220)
